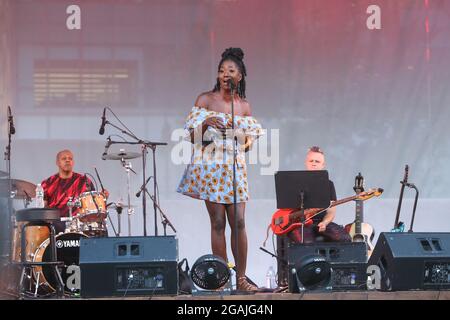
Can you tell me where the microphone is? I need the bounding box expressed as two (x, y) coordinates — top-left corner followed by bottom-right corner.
(115, 202), (123, 214)
(7, 106), (15, 135)
(136, 176), (152, 198)
(227, 78), (236, 91)
(101, 137), (112, 160)
(99, 107), (107, 135)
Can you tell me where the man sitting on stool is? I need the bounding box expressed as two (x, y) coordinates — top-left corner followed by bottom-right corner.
(41, 149), (109, 234)
(288, 146), (351, 244)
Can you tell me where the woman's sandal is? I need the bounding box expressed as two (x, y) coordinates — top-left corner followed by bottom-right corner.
(237, 276), (258, 292)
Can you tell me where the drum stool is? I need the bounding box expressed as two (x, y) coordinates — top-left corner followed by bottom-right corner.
(15, 208), (65, 298)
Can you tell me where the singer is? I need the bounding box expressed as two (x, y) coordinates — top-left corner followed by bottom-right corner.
(40, 149), (110, 234)
(177, 48), (263, 291)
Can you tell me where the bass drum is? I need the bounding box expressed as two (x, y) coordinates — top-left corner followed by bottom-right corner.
(33, 232), (88, 294)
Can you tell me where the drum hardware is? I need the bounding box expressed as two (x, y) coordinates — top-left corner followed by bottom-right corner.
(0, 179), (37, 199)
(103, 147), (137, 236)
(99, 114), (167, 236)
(103, 151), (141, 161)
(122, 159), (134, 236)
(64, 194), (108, 237)
(15, 208), (65, 298)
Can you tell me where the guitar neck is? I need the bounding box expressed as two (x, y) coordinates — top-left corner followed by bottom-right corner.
(290, 194), (360, 222)
(331, 194), (360, 208)
(354, 199), (364, 234)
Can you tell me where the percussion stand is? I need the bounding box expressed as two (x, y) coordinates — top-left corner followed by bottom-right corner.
(106, 210), (119, 237)
(121, 159), (134, 237)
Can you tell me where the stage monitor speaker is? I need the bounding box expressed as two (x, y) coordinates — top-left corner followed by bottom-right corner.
(287, 242), (367, 292)
(368, 232), (450, 291)
(79, 236), (178, 297)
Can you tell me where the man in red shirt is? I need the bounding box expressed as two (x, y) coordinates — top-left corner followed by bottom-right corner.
(41, 149), (108, 233)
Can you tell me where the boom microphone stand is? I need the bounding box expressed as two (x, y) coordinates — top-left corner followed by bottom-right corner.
(1, 106), (15, 295)
(100, 113), (167, 236)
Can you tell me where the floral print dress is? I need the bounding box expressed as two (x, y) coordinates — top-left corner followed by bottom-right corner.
(177, 106), (263, 204)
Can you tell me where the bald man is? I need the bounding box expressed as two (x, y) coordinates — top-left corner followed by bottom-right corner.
(41, 149), (107, 234)
(288, 146), (351, 244)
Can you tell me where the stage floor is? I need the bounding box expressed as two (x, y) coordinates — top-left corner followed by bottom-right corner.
(2, 290), (450, 300)
(71, 290), (450, 300)
(179, 290), (450, 300)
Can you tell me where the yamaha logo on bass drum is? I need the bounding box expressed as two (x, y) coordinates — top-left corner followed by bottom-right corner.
(56, 239), (81, 249)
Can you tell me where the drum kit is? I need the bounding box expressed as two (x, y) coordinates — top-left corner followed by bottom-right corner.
(0, 107), (172, 298)
(5, 150), (143, 296)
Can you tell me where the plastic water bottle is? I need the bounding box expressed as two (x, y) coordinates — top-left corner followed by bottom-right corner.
(35, 183), (45, 208)
(266, 266), (276, 289)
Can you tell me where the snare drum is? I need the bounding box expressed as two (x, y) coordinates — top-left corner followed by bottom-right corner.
(77, 191), (107, 222)
(33, 232), (88, 294)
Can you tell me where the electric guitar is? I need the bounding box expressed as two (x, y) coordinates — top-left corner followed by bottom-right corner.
(270, 188), (383, 236)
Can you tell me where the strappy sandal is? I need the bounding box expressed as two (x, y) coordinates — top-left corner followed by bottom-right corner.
(237, 277), (258, 292)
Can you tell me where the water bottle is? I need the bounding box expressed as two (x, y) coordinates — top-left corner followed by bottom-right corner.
(35, 183), (45, 208)
(265, 266), (276, 289)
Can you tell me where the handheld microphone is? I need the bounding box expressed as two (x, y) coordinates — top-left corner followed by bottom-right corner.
(101, 137), (112, 160)
(7, 106), (15, 135)
(99, 107), (107, 135)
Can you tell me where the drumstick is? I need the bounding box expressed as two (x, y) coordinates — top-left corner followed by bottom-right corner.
(94, 167), (105, 192)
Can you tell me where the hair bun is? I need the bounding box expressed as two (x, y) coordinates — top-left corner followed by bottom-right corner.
(221, 47), (244, 61)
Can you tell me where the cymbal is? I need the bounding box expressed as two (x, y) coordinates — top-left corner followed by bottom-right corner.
(0, 179), (36, 199)
(0, 170), (8, 178)
(103, 151), (141, 160)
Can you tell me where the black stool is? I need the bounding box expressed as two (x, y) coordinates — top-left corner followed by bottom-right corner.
(15, 208), (64, 298)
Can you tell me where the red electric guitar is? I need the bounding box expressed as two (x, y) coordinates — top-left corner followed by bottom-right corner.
(270, 188), (383, 236)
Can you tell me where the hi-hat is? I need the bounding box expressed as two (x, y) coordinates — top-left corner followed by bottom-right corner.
(0, 179), (37, 199)
(103, 152), (141, 160)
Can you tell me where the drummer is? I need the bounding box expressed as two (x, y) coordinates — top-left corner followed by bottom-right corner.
(41, 149), (109, 234)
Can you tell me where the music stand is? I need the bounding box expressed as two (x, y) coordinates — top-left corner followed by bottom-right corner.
(274, 170), (331, 243)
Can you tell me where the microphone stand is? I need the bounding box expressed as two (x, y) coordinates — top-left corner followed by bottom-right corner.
(1, 106), (15, 296)
(101, 119), (167, 237)
(3, 107), (13, 266)
(143, 189), (176, 235)
(229, 82), (239, 289)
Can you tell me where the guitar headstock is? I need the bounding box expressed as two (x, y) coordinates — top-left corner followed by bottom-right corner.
(357, 188), (384, 200)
